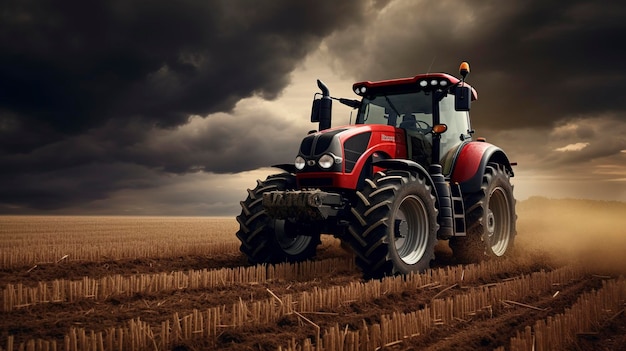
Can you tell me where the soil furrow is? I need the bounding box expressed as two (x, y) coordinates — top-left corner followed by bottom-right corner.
(397, 274), (607, 351)
(2, 253), (562, 347)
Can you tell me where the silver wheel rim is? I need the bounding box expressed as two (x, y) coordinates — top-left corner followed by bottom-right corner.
(393, 195), (429, 265)
(274, 220), (312, 256)
(488, 187), (511, 256)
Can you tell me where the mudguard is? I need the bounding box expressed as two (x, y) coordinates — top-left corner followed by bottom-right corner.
(372, 158), (439, 198)
(450, 141), (514, 194)
(373, 159), (431, 181)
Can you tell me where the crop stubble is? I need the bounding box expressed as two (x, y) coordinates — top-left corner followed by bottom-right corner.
(1, 198), (625, 351)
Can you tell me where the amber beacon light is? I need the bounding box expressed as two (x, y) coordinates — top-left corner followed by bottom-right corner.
(459, 61), (470, 79)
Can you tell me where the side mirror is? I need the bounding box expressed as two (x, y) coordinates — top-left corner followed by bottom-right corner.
(311, 99), (320, 122)
(455, 86), (471, 111)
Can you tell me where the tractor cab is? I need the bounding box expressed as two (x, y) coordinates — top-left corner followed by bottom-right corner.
(352, 73), (476, 174)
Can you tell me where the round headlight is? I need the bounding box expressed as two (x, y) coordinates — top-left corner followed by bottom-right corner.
(294, 156), (306, 170)
(318, 154), (334, 169)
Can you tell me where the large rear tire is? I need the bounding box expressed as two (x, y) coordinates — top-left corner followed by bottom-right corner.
(450, 163), (517, 263)
(236, 173), (321, 264)
(345, 170), (439, 279)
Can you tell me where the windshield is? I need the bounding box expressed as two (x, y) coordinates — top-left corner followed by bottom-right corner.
(357, 92), (432, 128)
(356, 91), (472, 165)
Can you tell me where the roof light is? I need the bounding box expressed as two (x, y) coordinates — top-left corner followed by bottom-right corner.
(439, 80), (448, 87)
(353, 86), (367, 95)
(430, 79), (438, 86)
(419, 80), (428, 87)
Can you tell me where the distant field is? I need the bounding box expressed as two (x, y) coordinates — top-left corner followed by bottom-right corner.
(1, 198), (625, 351)
(0, 216), (240, 269)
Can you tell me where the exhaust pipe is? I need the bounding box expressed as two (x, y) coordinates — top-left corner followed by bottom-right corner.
(316, 79), (332, 131)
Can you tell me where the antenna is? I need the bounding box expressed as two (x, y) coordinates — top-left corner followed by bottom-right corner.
(426, 56), (437, 75)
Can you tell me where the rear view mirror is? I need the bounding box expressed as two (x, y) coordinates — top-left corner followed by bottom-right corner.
(455, 86), (471, 111)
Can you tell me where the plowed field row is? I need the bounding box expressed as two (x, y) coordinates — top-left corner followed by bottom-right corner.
(2, 250), (594, 350)
(2, 200), (626, 351)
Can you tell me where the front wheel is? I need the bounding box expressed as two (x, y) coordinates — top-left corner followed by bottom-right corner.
(345, 170), (439, 279)
(450, 163), (517, 263)
(236, 173), (321, 264)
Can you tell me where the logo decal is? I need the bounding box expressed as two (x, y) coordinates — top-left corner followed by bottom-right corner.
(381, 134), (395, 142)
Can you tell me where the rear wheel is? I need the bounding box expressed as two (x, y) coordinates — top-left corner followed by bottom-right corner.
(450, 163), (516, 263)
(345, 170), (438, 279)
(236, 173), (321, 264)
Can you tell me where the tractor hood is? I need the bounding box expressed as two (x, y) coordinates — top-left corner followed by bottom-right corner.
(295, 124), (407, 189)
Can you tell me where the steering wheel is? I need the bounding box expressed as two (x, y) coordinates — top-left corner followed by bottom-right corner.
(399, 119), (432, 135)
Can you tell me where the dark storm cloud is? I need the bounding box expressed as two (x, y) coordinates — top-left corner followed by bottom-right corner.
(326, 0), (626, 129)
(0, 110), (309, 212)
(0, 0), (375, 212)
(0, 162), (158, 211)
(0, 0), (368, 152)
(4, 0), (626, 214)
(478, 115), (626, 180)
(125, 109), (308, 174)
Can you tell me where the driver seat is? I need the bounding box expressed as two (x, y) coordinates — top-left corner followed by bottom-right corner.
(401, 114), (432, 168)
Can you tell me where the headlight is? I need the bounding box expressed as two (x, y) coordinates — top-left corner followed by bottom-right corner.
(318, 154), (334, 169)
(294, 156), (306, 170)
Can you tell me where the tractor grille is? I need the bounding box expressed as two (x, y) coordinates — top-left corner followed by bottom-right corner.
(343, 132), (371, 173)
(300, 135), (314, 155)
(313, 129), (346, 155)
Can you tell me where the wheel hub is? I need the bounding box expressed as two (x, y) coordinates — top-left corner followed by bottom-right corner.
(394, 219), (408, 238)
(488, 187), (511, 257)
(273, 219), (313, 255)
(393, 195), (429, 265)
(486, 210), (495, 238)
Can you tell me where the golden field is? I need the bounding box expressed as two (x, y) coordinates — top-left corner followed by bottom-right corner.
(0, 198), (625, 351)
(0, 217), (240, 269)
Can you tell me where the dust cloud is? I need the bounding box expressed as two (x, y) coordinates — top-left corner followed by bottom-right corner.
(516, 197), (626, 274)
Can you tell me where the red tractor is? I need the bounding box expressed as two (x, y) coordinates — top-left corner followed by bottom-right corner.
(236, 62), (516, 279)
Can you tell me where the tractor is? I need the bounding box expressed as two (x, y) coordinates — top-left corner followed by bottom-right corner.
(236, 62), (517, 279)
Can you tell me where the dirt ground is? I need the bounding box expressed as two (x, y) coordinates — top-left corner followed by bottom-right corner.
(2, 197), (626, 350)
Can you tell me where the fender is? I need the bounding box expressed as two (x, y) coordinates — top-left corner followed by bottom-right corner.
(373, 159), (431, 181)
(372, 158), (438, 197)
(450, 141), (514, 194)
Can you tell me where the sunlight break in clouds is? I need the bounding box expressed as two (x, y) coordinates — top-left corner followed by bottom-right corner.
(555, 142), (590, 152)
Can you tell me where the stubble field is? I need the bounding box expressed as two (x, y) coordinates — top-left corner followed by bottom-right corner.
(1, 197), (625, 351)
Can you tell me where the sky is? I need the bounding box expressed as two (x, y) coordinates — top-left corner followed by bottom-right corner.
(1, 0), (625, 216)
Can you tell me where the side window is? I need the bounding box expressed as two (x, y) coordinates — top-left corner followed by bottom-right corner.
(363, 103), (388, 125)
(439, 95), (470, 156)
